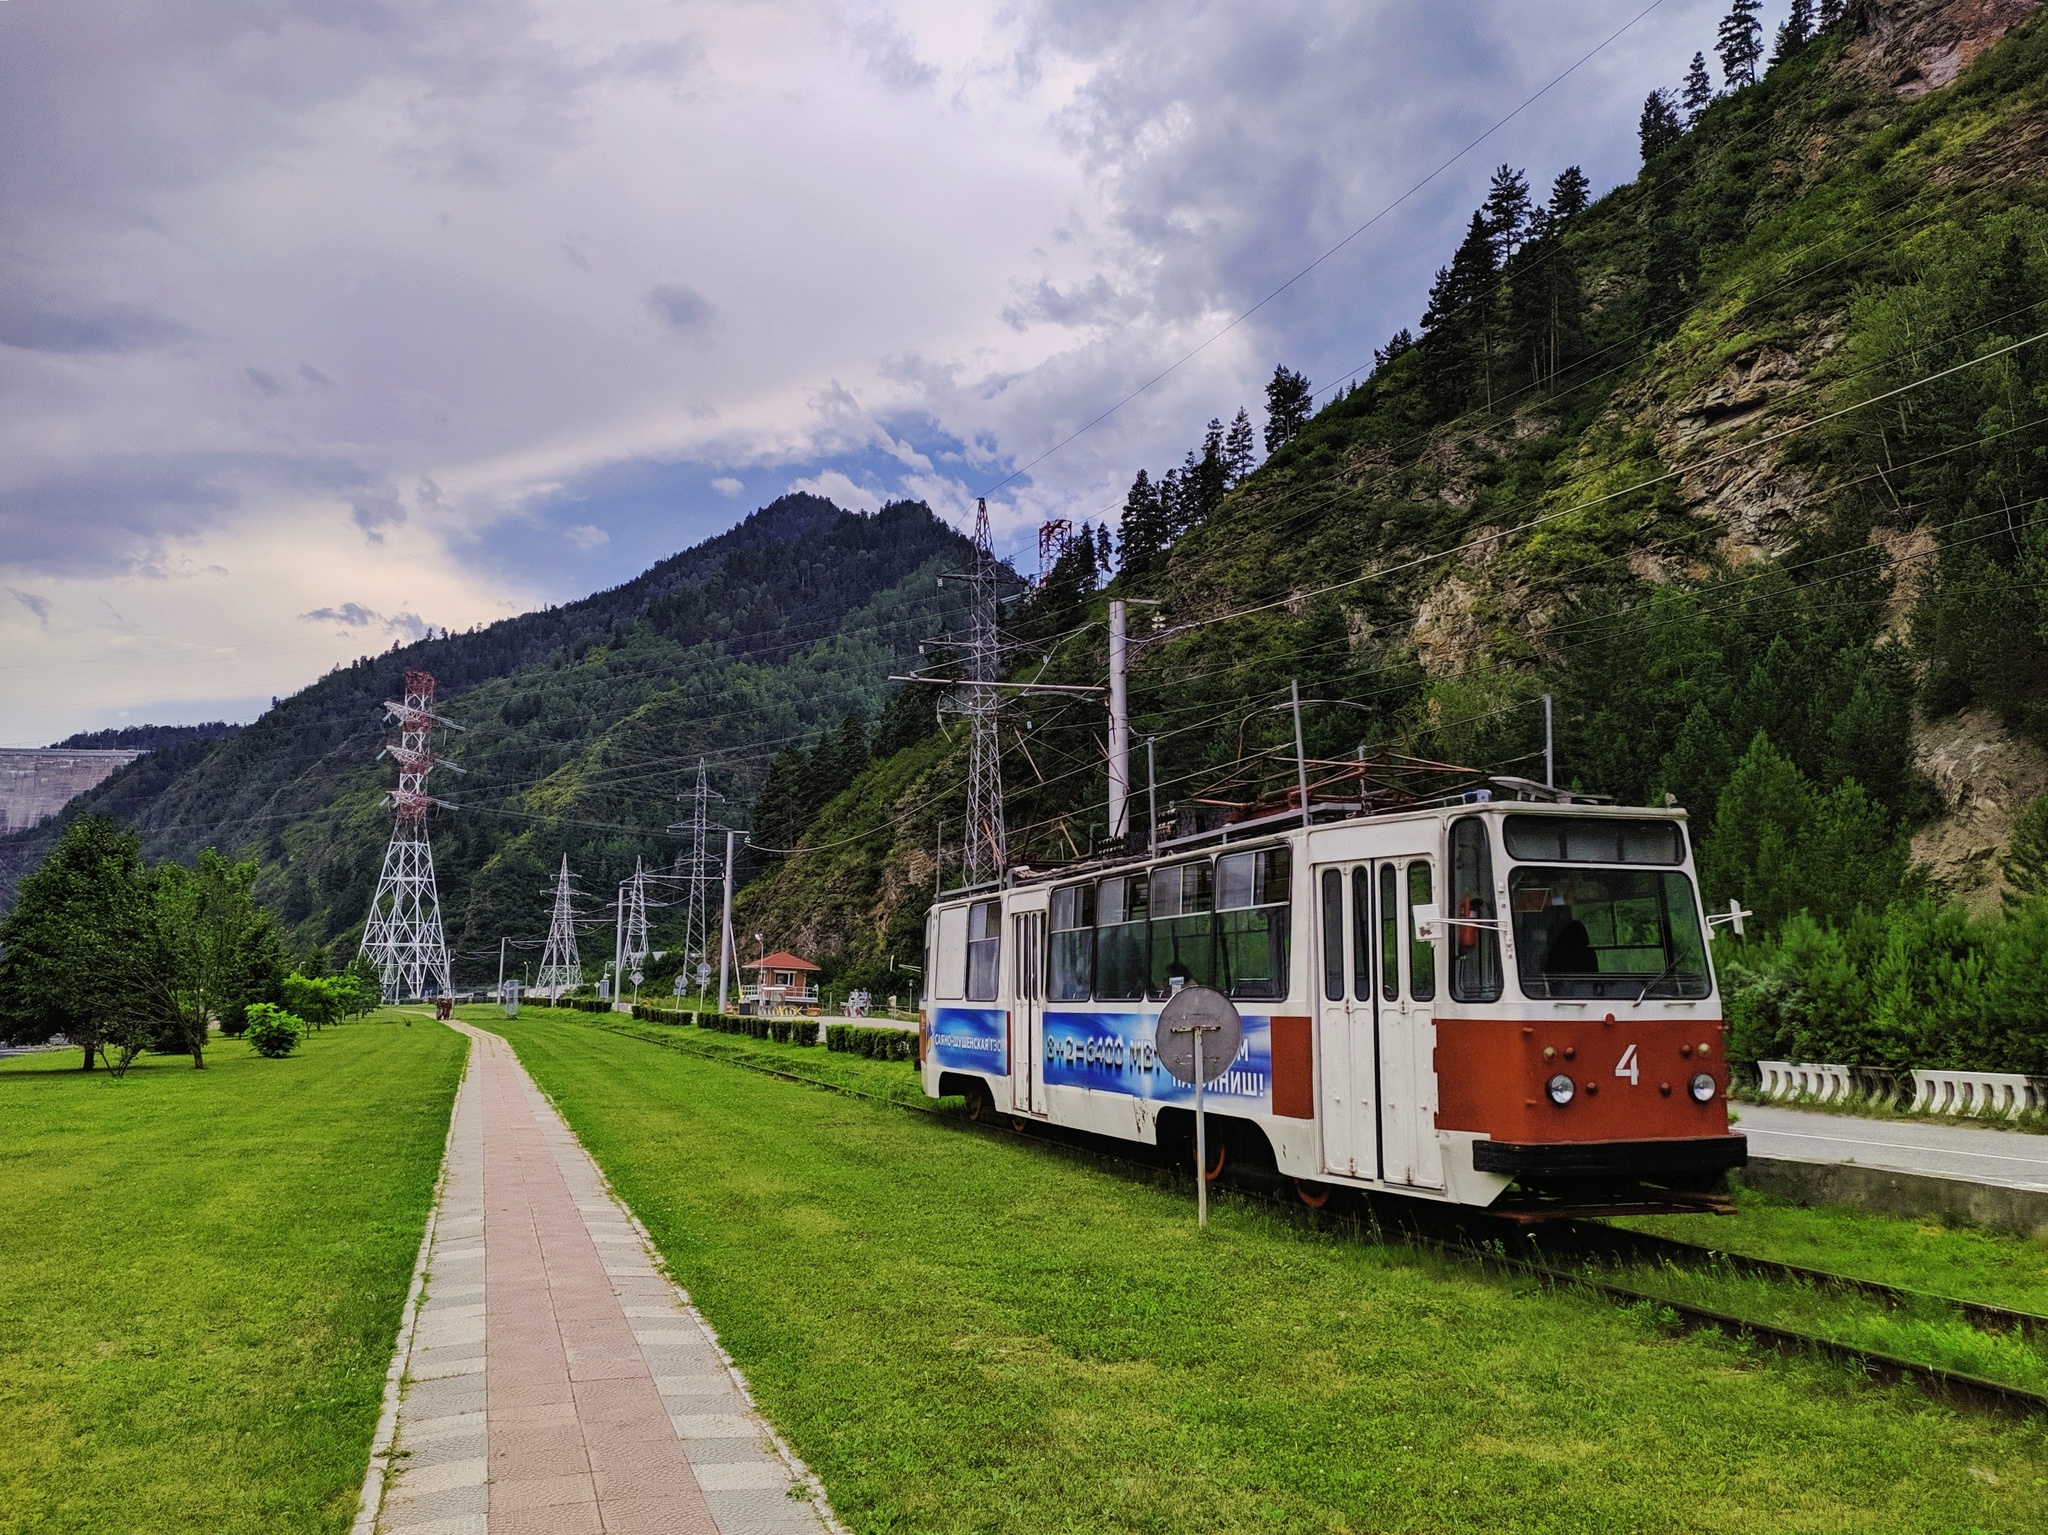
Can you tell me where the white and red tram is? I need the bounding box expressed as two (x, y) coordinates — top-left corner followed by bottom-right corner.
(918, 788), (1744, 1212)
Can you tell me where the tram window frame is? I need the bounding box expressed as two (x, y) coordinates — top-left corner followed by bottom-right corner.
(1448, 817), (1504, 1003)
(1378, 864), (1399, 1001)
(932, 904), (968, 1002)
(1216, 846), (1291, 1002)
(1352, 867), (1373, 1001)
(1503, 814), (1684, 866)
(1149, 860), (1218, 998)
(965, 899), (1001, 1002)
(1048, 883), (1095, 1001)
(1093, 874), (1149, 1001)
(1406, 861), (1436, 1002)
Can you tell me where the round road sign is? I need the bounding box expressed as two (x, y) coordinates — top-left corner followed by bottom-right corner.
(1154, 985), (1243, 1087)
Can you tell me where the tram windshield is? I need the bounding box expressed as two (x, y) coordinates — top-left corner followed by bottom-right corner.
(1508, 867), (1710, 1000)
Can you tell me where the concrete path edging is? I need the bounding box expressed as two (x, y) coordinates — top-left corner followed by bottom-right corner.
(1742, 1156), (2048, 1242)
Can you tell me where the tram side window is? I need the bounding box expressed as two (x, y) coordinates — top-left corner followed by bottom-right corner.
(1094, 875), (1149, 1001)
(932, 905), (967, 1002)
(1352, 867), (1373, 1001)
(1320, 869), (1343, 1002)
(1048, 884), (1095, 1001)
(1378, 864), (1398, 1001)
(965, 900), (1001, 1001)
(1449, 817), (1504, 1003)
(1150, 861), (1217, 997)
(1218, 847), (1290, 1001)
(1406, 862), (1436, 1002)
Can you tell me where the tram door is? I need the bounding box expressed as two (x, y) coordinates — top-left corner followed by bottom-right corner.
(1313, 859), (1442, 1188)
(1009, 910), (1046, 1115)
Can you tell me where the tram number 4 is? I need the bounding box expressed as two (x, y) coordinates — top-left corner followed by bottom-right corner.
(1615, 1044), (1640, 1086)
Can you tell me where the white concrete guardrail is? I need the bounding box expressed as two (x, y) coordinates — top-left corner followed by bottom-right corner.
(1757, 1060), (2046, 1116)
(1911, 1069), (2041, 1116)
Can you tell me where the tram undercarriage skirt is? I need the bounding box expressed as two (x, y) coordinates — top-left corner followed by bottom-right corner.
(1472, 1136), (1749, 1180)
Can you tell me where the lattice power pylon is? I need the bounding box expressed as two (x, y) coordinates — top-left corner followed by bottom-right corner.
(622, 857), (651, 987)
(535, 855), (584, 997)
(359, 669), (462, 1002)
(961, 497), (1007, 886)
(667, 758), (726, 988)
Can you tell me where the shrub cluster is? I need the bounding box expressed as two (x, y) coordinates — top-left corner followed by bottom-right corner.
(1726, 895), (2048, 1071)
(826, 1023), (916, 1061)
(243, 1004), (304, 1058)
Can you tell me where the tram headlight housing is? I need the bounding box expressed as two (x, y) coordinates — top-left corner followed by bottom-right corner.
(1689, 1071), (1716, 1103)
(1546, 1073), (1576, 1106)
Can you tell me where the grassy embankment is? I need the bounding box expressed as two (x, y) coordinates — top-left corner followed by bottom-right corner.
(0, 1015), (465, 1535)
(483, 1008), (2048, 1534)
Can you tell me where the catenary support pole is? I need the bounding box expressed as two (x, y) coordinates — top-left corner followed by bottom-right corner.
(717, 830), (736, 1014)
(1107, 599), (1129, 844)
(1291, 678), (1311, 829)
(1146, 736), (1158, 857)
(1543, 694), (1555, 789)
(497, 936), (506, 1001)
(612, 881), (625, 1005)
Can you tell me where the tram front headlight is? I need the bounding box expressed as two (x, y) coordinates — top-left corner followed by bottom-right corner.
(1689, 1071), (1716, 1103)
(1546, 1073), (1576, 1106)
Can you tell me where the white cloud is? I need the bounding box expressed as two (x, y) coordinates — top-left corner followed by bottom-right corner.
(0, 0), (1726, 737)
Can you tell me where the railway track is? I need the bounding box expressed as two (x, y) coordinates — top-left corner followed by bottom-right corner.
(578, 1018), (2048, 1420)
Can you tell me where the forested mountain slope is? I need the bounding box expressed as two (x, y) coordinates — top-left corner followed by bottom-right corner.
(742, 0), (2048, 1005)
(0, 496), (972, 977)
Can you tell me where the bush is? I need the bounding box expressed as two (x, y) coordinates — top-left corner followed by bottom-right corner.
(826, 1023), (916, 1061)
(243, 1004), (304, 1059)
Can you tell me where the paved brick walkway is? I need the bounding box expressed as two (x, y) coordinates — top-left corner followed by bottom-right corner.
(368, 1022), (835, 1535)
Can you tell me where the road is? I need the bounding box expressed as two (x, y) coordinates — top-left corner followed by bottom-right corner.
(1737, 1102), (2048, 1192)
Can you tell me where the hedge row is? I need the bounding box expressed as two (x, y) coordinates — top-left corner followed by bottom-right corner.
(826, 1023), (916, 1061)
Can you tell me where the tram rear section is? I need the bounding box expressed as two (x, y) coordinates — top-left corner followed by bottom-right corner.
(919, 790), (1746, 1216)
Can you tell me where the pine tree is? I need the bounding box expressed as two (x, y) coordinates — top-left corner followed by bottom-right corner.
(1682, 51), (1715, 122)
(1819, 0), (1844, 27)
(1420, 211), (1501, 412)
(2004, 794), (2048, 910)
(1116, 468), (1167, 580)
(1373, 328), (1415, 371)
(1223, 408), (1256, 483)
(1638, 89), (1683, 163)
(1717, 0), (1764, 88)
(1547, 165), (1591, 224)
(1481, 164), (1531, 263)
(1263, 366), (1312, 454)
(1773, 0), (1814, 63)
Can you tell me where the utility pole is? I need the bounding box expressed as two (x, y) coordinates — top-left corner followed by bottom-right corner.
(535, 855), (583, 998)
(611, 878), (625, 1005)
(359, 669), (461, 1002)
(1108, 599), (1129, 844)
(963, 497), (1005, 886)
(620, 858), (650, 1006)
(1146, 736), (1158, 857)
(1291, 679), (1311, 830)
(1543, 694), (1555, 789)
(716, 829), (736, 1015)
(666, 759), (725, 985)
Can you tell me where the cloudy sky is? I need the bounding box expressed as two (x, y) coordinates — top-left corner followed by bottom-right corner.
(0, 0), (1746, 745)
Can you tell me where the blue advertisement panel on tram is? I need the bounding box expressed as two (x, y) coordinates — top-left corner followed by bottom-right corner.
(1041, 1010), (1271, 1108)
(930, 1007), (1007, 1074)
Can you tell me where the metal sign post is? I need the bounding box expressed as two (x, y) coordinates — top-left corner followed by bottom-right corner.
(1156, 986), (1244, 1229)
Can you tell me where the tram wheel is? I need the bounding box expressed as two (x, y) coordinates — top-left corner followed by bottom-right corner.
(963, 1082), (996, 1122)
(1203, 1138), (1227, 1183)
(1293, 1178), (1331, 1209)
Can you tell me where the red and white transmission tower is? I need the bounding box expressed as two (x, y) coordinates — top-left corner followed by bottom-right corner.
(1035, 517), (1074, 586)
(358, 669), (462, 1001)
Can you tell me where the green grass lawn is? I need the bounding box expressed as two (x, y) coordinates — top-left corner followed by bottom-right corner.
(0, 1015), (465, 1535)
(481, 1010), (2048, 1535)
